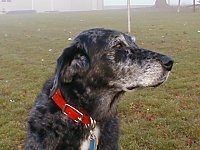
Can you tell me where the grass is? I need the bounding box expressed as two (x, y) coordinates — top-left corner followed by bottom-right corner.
(0, 8), (200, 149)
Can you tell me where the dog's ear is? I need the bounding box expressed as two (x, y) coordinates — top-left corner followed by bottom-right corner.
(49, 44), (90, 97)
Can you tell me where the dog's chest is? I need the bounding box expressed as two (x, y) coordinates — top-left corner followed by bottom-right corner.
(80, 126), (100, 150)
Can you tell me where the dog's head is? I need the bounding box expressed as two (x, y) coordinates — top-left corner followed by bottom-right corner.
(50, 28), (173, 96)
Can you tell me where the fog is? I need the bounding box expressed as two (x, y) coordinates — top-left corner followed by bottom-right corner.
(0, 0), (195, 13)
(0, 0), (104, 12)
(105, 0), (193, 5)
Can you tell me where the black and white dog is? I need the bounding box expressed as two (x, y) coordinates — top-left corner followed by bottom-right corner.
(25, 28), (173, 150)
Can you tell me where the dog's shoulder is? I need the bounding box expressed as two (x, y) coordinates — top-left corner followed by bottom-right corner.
(29, 77), (58, 120)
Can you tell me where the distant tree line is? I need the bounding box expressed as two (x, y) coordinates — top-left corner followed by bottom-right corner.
(154, 0), (169, 8)
(154, 0), (198, 12)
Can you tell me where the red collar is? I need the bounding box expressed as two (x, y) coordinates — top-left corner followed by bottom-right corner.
(51, 89), (92, 125)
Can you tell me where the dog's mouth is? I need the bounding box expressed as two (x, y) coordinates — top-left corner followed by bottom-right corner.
(125, 81), (163, 91)
(126, 86), (139, 91)
(125, 71), (170, 91)
(110, 70), (171, 92)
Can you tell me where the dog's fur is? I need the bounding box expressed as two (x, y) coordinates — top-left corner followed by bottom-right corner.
(25, 28), (173, 150)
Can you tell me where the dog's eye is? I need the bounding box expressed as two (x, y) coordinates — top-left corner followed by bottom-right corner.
(115, 43), (123, 49)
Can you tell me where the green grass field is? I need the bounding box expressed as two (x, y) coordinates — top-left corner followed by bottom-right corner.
(0, 8), (200, 149)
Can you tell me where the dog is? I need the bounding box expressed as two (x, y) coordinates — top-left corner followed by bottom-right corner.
(25, 28), (173, 150)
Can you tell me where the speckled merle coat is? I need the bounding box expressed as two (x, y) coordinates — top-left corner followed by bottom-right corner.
(25, 28), (173, 150)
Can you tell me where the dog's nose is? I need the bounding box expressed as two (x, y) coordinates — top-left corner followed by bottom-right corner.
(160, 56), (174, 71)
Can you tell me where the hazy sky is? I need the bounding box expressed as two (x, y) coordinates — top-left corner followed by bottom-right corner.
(104, 0), (193, 5)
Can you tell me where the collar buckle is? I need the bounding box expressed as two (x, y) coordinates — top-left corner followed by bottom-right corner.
(52, 89), (92, 125)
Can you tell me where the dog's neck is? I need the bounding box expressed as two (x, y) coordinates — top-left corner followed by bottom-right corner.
(59, 81), (124, 121)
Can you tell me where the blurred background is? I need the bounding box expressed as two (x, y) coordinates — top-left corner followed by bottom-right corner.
(0, 0), (200, 150)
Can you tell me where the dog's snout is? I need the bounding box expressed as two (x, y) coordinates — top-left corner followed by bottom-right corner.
(160, 56), (174, 71)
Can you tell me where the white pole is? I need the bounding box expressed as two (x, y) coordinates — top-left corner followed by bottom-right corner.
(51, 0), (54, 11)
(31, 0), (34, 10)
(193, 0), (196, 12)
(177, 0), (181, 13)
(127, 0), (131, 34)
